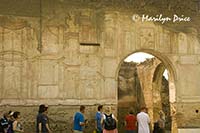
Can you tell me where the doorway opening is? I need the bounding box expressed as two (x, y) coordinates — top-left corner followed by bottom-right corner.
(117, 51), (176, 133)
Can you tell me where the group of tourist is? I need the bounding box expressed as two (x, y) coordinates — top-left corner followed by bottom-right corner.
(0, 105), (165, 133)
(0, 111), (23, 133)
(93, 106), (151, 133)
(73, 105), (165, 133)
(0, 104), (51, 133)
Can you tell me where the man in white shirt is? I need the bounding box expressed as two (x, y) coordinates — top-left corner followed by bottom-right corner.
(137, 107), (150, 133)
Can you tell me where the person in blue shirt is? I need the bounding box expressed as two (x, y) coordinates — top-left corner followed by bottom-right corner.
(73, 105), (87, 133)
(95, 105), (103, 133)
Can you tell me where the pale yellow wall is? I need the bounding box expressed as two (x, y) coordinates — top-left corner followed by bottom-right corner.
(0, 0), (200, 128)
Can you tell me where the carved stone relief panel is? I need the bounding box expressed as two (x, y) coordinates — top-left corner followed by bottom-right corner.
(38, 59), (59, 84)
(178, 33), (188, 54)
(102, 11), (117, 50)
(0, 22), (38, 99)
(139, 27), (155, 49)
(64, 33), (79, 51)
(79, 10), (97, 44)
(78, 54), (102, 99)
(20, 60), (29, 98)
(102, 28), (115, 49)
(63, 51), (80, 66)
(3, 30), (14, 51)
(42, 26), (61, 54)
(64, 33), (80, 65)
(187, 34), (200, 54)
(80, 66), (98, 80)
(103, 58), (117, 78)
(0, 21), (31, 99)
(80, 54), (101, 71)
(63, 67), (79, 99)
(65, 12), (79, 33)
(3, 65), (20, 98)
(38, 85), (59, 99)
(102, 29), (117, 57)
(157, 28), (171, 53)
(103, 12), (116, 29)
(179, 65), (200, 98)
(118, 31), (134, 57)
(0, 30), (38, 58)
(38, 59), (59, 98)
(124, 32), (134, 52)
(0, 16), (38, 55)
(80, 25), (90, 43)
(79, 24), (97, 43)
(28, 59), (39, 98)
(0, 55), (28, 99)
(103, 78), (117, 99)
(101, 28), (117, 57)
(79, 79), (97, 99)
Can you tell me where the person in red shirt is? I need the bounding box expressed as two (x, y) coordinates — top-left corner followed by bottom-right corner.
(124, 109), (137, 133)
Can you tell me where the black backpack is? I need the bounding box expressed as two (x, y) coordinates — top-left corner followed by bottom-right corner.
(0, 117), (8, 132)
(104, 114), (116, 130)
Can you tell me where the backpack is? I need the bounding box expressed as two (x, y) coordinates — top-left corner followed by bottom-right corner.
(0, 117), (8, 132)
(104, 114), (116, 130)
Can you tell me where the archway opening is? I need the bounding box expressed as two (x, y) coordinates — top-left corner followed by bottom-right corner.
(117, 51), (175, 133)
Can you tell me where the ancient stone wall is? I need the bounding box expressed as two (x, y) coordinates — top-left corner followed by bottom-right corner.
(0, 0), (200, 132)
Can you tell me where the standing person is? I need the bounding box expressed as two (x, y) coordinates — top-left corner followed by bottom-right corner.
(101, 106), (118, 133)
(95, 105), (103, 133)
(158, 110), (165, 133)
(153, 110), (165, 133)
(124, 108), (137, 133)
(73, 105), (87, 133)
(137, 107), (150, 133)
(0, 112), (9, 133)
(12, 112), (24, 133)
(36, 104), (52, 133)
(36, 104), (45, 133)
(7, 111), (14, 133)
